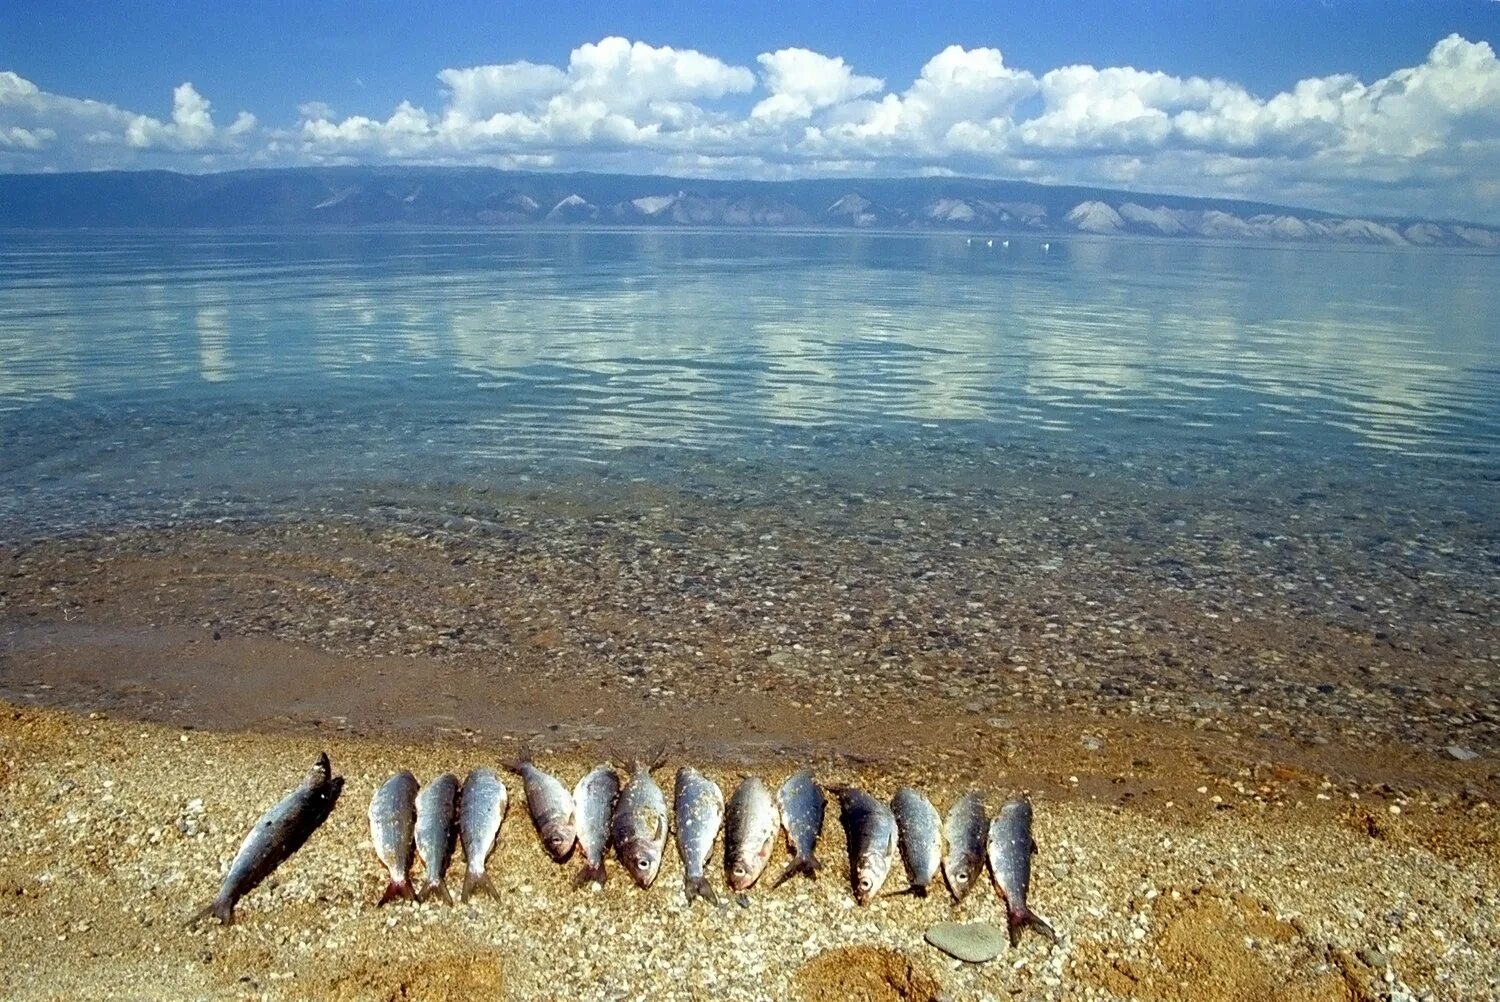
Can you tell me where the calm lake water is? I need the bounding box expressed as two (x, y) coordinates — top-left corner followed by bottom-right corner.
(0, 229), (1496, 532)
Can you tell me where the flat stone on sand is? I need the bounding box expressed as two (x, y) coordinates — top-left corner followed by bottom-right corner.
(924, 921), (1006, 963)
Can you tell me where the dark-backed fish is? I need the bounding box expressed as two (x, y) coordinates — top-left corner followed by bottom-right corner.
(891, 786), (941, 896)
(673, 766), (724, 904)
(415, 772), (459, 903)
(772, 767), (824, 888)
(458, 767), (508, 901)
(725, 776), (779, 900)
(611, 751), (669, 889)
(942, 791), (987, 902)
(573, 764), (620, 886)
(369, 770), (419, 905)
(987, 796), (1057, 945)
(187, 752), (344, 926)
(505, 748), (577, 863)
(830, 785), (897, 905)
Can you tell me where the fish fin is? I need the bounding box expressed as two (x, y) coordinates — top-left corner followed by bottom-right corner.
(683, 874), (718, 905)
(416, 880), (452, 905)
(573, 862), (606, 888)
(184, 899), (233, 928)
(461, 871), (498, 902)
(734, 891), (750, 909)
(1029, 838), (1038, 856)
(501, 744), (534, 776)
(1007, 905), (1058, 946)
(377, 879), (415, 906)
(769, 854), (819, 889)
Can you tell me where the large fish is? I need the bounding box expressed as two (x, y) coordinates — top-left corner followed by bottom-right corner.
(987, 796), (1058, 945)
(830, 785), (897, 905)
(369, 770), (419, 905)
(891, 786), (941, 896)
(942, 791), (987, 903)
(187, 752), (344, 926)
(458, 767), (508, 901)
(572, 764), (620, 886)
(771, 768), (825, 888)
(415, 772), (460, 903)
(505, 749), (577, 863)
(724, 776), (779, 901)
(673, 766), (724, 904)
(611, 751), (669, 889)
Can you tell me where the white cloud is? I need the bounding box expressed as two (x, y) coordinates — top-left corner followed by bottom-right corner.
(3, 34), (1500, 221)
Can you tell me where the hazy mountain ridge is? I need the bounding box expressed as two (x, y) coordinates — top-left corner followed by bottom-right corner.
(1, 166), (1496, 247)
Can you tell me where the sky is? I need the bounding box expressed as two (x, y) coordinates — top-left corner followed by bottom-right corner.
(3, 1), (1500, 222)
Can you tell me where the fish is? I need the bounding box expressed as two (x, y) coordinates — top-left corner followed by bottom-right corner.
(415, 772), (460, 903)
(829, 785), (897, 905)
(458, 767), (508, 902)
(987, 796), (1058, 946)
(673, 766), (724, 904)
(891, 786), (941, 896)
(611, 750), (669, 889)
(505, 748), (577, 863)
(771, 768), (825, 888)
(368, 770), (419, 905)
(724, 776), (779, 901)
(186, 752), (344, 926)
(941, 791), (987, 902)
(572, 764), (621, 886)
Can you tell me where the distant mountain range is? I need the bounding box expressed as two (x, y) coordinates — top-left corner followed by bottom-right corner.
(1, 166), (1496, 248)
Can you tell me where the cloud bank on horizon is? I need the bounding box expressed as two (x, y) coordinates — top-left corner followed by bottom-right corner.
(3, 34), (1500, 222)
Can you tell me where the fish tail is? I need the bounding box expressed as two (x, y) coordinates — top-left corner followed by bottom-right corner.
(770, 854), (819, 889)
(461, 870), (498, 902)
(184, 898), (233, 928)
(502, 744), (534, 775)
(683, 874), (717, 905)
(377, 878), (415, 906)
(573, 861), (607, 888)
(1007, 904), (1058, 946)
(416, 879), (452, 905)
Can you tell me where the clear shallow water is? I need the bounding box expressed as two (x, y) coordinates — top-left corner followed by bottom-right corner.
(0, 228), (1496, 531)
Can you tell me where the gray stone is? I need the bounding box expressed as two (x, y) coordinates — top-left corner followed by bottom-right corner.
(924, 921), (1006, 963)
(1445, 745), (1479, 762)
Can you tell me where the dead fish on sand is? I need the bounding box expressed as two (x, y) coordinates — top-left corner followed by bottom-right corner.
(369, 770), (419, 905)
(187, 752), (344, 926)
(942, 791), (987, 902)
(891, 786), (941, 896)
(987, 796), (1058, 946)
(830, 785), (897, 905)
(725, 776), (779, 903)
(414, 772), (460, 903)
(572, 764), (620, 886)
(505, 749), (577, 863)
(772, 767), (824, 888)
(612, 750), (669, 889)
(673, 766), (724, 904)
(458, 767), (508, 901)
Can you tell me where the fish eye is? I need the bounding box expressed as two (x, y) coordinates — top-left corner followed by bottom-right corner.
(733, 865), (745, 876)
(635, 858), (649, 871)
(956, 873), (968, 884)
(858, 878), (871, 891)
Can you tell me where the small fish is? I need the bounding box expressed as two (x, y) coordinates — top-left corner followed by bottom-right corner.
(891, 786), (941, 896)
(187, 752), (344, 926)
(369, 770), (419, 905)
(942, 791), (987, 902)
(673, 766), (724, 904)
(987, 796), (1058, 946)
(830, 785), (897, 905)
(572, 764), (621, 886)
(772, 768), (825, 888)
(612, 751), (669, 889)
(458, 767), (508, 902)
(415, 772), (459, 903)
(724, 777), (779, 900)
(505, 748), (577, 863)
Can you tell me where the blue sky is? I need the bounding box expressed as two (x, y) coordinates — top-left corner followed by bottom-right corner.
(3, 1), (1499, 221)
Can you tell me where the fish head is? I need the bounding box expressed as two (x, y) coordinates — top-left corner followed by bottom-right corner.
(727, 827), (774, 890)
(541, 818), (578, 863)
(943, 854), (977, 901)
(622, 838), (662, 888)
(853, 850), (892, 905)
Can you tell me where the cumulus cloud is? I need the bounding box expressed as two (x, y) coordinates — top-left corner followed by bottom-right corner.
(4, 34), (1500, 220)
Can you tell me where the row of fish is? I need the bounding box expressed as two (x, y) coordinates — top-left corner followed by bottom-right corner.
(188, 751), (1055, 947)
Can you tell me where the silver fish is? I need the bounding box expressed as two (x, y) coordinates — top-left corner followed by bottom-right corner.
(369, 770), (419, 905)
(942, 791), (987, 902)
(830, 786), (897, 905)
(987, 797), (1057, 945)
(891, 786), (941, 896)
(187, 752), (344, 926)
(673, 766), (724, 904)
(458, 767), (508, 901)
(505, 748), (577, 863)
(572, 764), (620, 886)
(415, 772), (459, 903)
(612, 752), (669, 889)
(772, 767), (825, 888)
(724, 776), (779, 898)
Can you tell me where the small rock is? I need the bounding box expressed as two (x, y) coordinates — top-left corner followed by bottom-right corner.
(925, 921), (1006, 963)
(1357, 947), (1389, 968)
(1444, 745), (1479, 762)
(1080, 734), (1104, 752)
